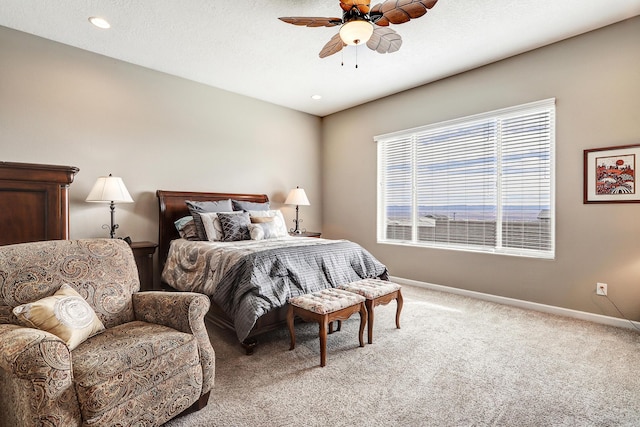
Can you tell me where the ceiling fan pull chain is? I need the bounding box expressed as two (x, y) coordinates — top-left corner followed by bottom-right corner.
(355, 44), (359, 68)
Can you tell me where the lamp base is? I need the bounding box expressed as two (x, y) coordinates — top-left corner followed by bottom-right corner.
(104, 201), (119, 238)
(289, 205), (305, 234)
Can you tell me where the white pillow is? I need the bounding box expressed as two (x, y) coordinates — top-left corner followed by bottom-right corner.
(248, 222), (280, 240)
(248, 210), (289, 237)
(198, 212), (226, 241)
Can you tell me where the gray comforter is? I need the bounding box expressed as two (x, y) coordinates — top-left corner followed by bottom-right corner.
(162, 237), (387, 341)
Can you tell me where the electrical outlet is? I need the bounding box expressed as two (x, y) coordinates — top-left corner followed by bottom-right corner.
(596, 282), (607, 296)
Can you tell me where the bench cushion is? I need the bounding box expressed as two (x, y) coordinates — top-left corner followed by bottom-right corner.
(289, 289), (365, 315)
(338, 278), (401, 299)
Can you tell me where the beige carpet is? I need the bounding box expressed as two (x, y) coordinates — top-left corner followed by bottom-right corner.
(165, 285), (640, 426)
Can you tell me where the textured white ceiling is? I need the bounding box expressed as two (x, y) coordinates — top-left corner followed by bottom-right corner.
(1, 0), (639, 117)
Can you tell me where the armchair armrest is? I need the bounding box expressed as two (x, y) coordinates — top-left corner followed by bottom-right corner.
(132, 292), (215, 394)
(0, 324), (81, 426)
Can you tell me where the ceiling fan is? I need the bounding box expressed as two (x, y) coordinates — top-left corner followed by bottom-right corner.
(279, 0), (438, 59)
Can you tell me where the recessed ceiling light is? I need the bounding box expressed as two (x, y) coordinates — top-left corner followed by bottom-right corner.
(311, 95), (322, 100)
(89, 16), (111, 29)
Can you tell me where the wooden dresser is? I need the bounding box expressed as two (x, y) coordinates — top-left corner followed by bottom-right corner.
(0, 162), (79, 245)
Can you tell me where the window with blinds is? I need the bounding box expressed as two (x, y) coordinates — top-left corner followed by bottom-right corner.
(376, 99), (555, 258)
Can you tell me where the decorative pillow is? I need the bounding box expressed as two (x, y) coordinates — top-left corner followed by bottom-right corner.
(198, 212), (227, 241)
(174, 216), (198, 240)
(186, 199), (234, 240)
(248, 222), (279, 240)
(232, 200), (270, 212)
(217, 211), (251, 242)
(12, 284), (105, 351)
(250, 216), (274, 224)
(248, 210), (289, 237)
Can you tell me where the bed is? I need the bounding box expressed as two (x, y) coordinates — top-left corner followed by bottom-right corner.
(156, 190), (387, 354)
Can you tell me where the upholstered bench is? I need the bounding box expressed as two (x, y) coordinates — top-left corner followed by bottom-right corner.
(287, 288), (367, 367)
(338, 278), (403, 344)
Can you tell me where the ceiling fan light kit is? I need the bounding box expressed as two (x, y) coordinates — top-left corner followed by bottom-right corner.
(279, 0), (438, 59)
(339, 20), (374, 45)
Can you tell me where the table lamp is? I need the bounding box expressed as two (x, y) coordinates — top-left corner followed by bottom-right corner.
(86, 174), (133, 238)
(285, 186), (310, 234)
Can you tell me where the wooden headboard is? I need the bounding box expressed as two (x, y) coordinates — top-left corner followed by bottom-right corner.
(156, 190), (269, 272)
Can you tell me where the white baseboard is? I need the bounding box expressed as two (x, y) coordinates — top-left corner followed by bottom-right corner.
(390, 275), (640, 331)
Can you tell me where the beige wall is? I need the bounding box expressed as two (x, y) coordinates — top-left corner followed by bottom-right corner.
(0, 26), (322, 244)
(2, 18), (639, 321)
(322, 17), (640, 320)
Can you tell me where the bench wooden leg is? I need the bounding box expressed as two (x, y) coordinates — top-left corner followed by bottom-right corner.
(328, 320), (342, 334)
(396, 289), (403, 329)
(287, 305), (296, 350)
(319, 316), (328, 367)
(365, 299), (374, 344)
(358, 302), (366, 347)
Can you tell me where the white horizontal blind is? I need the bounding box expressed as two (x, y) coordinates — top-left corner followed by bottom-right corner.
(376, 99), (555, 258)
(378, 135), (414, 241)
(415, 120), (498, 249)
(500, 110), (553, 254)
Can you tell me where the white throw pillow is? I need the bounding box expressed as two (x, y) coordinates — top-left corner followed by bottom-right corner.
(198, 212), (227, 241)
(248, 210), (289, 237)
(248, 222), (280, 240)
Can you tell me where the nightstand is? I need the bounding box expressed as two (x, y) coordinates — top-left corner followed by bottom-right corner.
(289, 231), (322, 238)
(130, 241), (158, 291)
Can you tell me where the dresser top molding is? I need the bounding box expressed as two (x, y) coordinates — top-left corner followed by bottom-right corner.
(0, 162), (79, 184)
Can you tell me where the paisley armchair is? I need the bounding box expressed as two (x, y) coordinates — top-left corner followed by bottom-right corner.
(0, 239), (214, 427)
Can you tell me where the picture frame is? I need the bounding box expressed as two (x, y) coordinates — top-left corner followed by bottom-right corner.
(584, 144), (640, 203)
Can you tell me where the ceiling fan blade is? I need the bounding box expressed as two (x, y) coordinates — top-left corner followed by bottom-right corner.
(319, 33), (345, 58)
(371, 0), (437, 26)
(279, 17), (343, 27)
(366, 27), (402, 54)
(340, 0), (371, 14)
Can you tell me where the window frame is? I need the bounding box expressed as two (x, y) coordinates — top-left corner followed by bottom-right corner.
(375, 98), (556, 259)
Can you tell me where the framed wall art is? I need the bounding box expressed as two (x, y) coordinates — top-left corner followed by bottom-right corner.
(584, 144), (640, 203)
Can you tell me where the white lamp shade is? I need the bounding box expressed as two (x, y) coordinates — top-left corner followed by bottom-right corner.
(86, 175), (133, 203)
(285, 187), (310, 206)
(339, 20), (374, 45)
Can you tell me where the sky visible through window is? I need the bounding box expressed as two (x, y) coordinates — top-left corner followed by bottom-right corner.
(386, 113), (551, 223)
